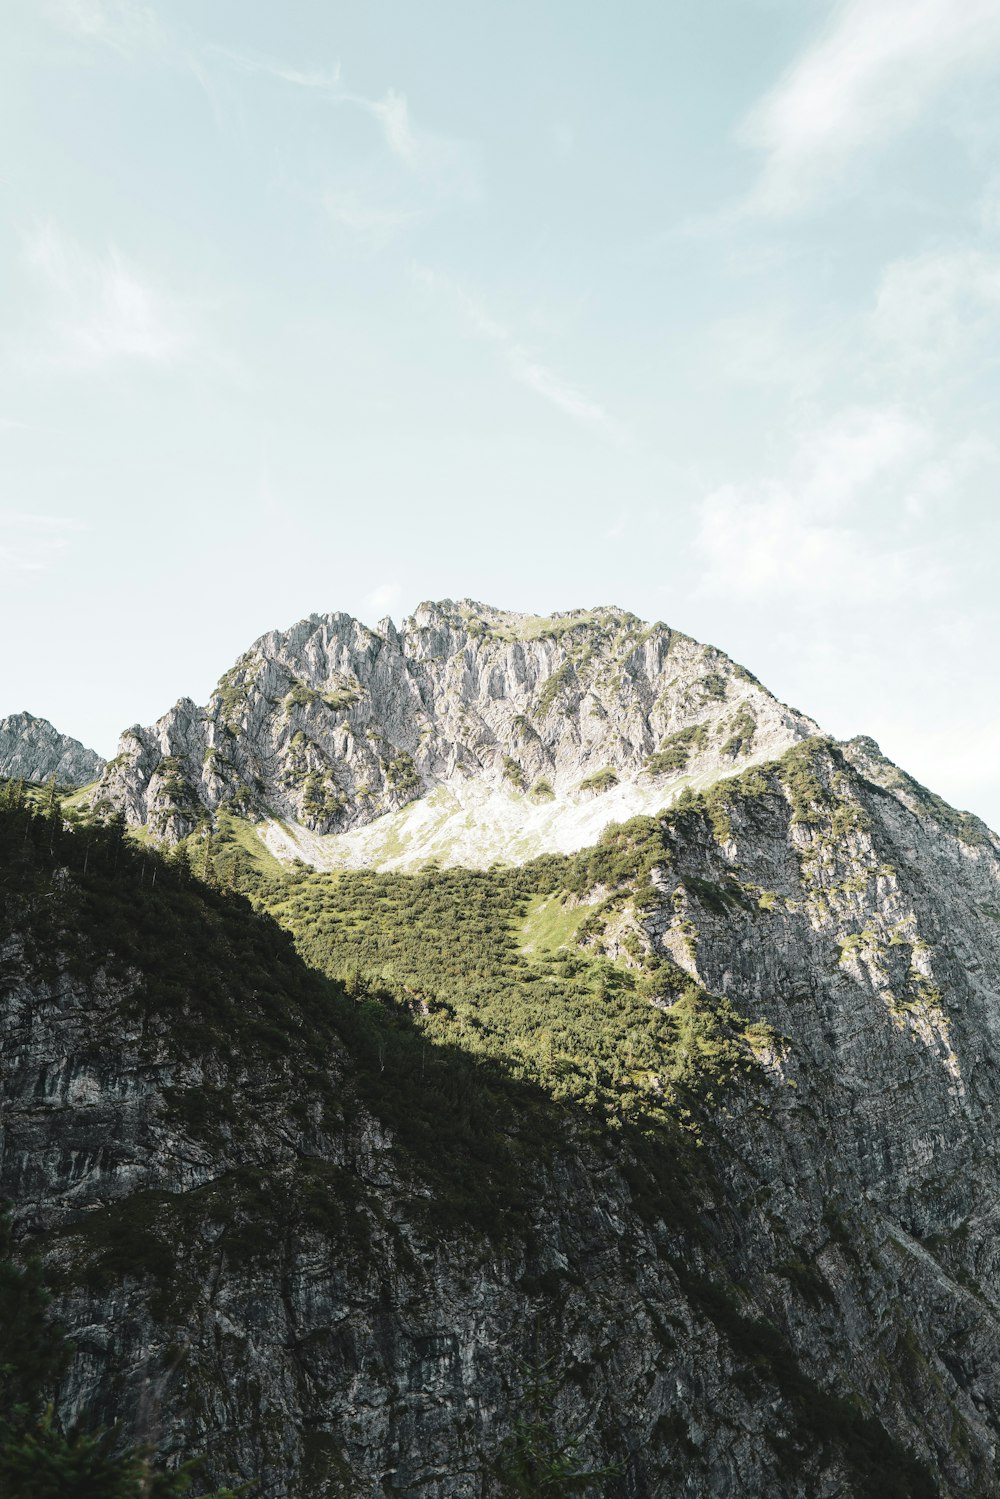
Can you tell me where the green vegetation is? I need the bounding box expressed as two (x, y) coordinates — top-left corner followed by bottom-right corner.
(535, 663), (576, 720)
(262, 823), (770, 1134)
(775, 739), (834, 826)
(284, 677), (363, 714)
(578, 768), (619, 795)
(458, 604), (644, 648)
(503, 755), (528, 790)
(529, 778), (555, 802)
(721, 705), (756, 759)
(520, 892), (597, 956)
(384, 751), (421, 795)
(643, 724), (708, 778)
(212, 664), (252, 733)
(496, 1362), (623, 1494)
(301, 768), (346, 826)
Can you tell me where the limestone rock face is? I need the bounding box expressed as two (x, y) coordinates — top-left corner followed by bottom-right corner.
(0, 711), (105, 786)
(95, 601), (816, 861)
(5, 736), (1000, 1496)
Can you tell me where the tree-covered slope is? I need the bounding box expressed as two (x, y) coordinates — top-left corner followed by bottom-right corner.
(3, 739), (1000, 1496)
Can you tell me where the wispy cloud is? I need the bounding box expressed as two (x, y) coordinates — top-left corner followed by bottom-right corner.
(23, 225), (191, 369)
(872, 244), (1000, 369)
(205, 46), (342, 94)
(323, 190), (420, 246)
(207, 49), (479, 203)
(44, 0), (159, 55)
(694, 407), (949, 602)
(0, 512), (86, 574)
(413, 266), (626, 443)
(363, 89), (420, 167)
(743, 0), (1000, 214)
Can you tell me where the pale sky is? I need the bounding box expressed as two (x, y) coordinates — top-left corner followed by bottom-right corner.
(4, 1), (1000, 826)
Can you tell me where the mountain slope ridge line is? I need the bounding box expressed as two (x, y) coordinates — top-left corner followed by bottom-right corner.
(92, 598), (821, 868)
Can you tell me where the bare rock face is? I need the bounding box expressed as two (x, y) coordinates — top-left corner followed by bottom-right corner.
(95, 601), (816, 860)
(5, 736), (1000, 1496)
(0, 711), (105, 786)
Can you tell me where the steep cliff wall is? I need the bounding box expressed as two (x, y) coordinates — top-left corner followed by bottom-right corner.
(4, 737), (1000, 1496)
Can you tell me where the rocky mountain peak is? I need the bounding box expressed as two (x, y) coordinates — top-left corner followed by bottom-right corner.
(0, 711), (105, 787)
(93, 600), (818, 869)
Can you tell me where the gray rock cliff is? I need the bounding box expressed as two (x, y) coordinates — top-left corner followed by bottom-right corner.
(5, 732), (1000, 1496)
(0, 711), (105, 786)
(94, 601), (816, 865)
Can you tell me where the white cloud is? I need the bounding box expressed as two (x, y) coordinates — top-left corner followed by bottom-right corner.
(45, 0), (159, 54)
(872, 245), (1000, 368)
(23, 225), (190, 369)
(743, 0), (1000, 213)
(413, 266), (626, 443)
(0, 512), (85, 574)
(694, 407), (947, 602)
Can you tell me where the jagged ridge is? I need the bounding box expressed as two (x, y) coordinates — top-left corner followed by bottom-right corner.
(95, 600), (817, 867)
(0, 712), (105, 787)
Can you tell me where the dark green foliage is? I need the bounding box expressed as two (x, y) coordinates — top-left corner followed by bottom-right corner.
(497, 1363), (623, 1494)
(577, 768), (618, 795)
(301, 768), (345, 825)
(535, 663), (575, 719)
(643, 724), (708, 778)
(263, 818), (764, 1134)
(721, 706), (756, 759)
(776, 740), (833, 826)
(0, 1212), (67, 1427)
(0, 1413), (242, 1499)
(503, 756), (528, 790)
(385, 752), (421, 794)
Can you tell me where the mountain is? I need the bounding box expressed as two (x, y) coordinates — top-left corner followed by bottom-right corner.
(95, 600), (817, 868)
(0, 711), (105, 787)
(4, 723), (1000, 1496)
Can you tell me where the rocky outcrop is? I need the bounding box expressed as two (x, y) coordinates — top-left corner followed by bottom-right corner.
(5, 735), (1000, 1496)
(95, 601), (816, 863)
(0, 711), (105, 786)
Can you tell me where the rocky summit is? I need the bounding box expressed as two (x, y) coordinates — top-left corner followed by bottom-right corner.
(3, 605), (1000, 1499)
(0, 710), (105, 787)
(94, 600), (817, 867)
